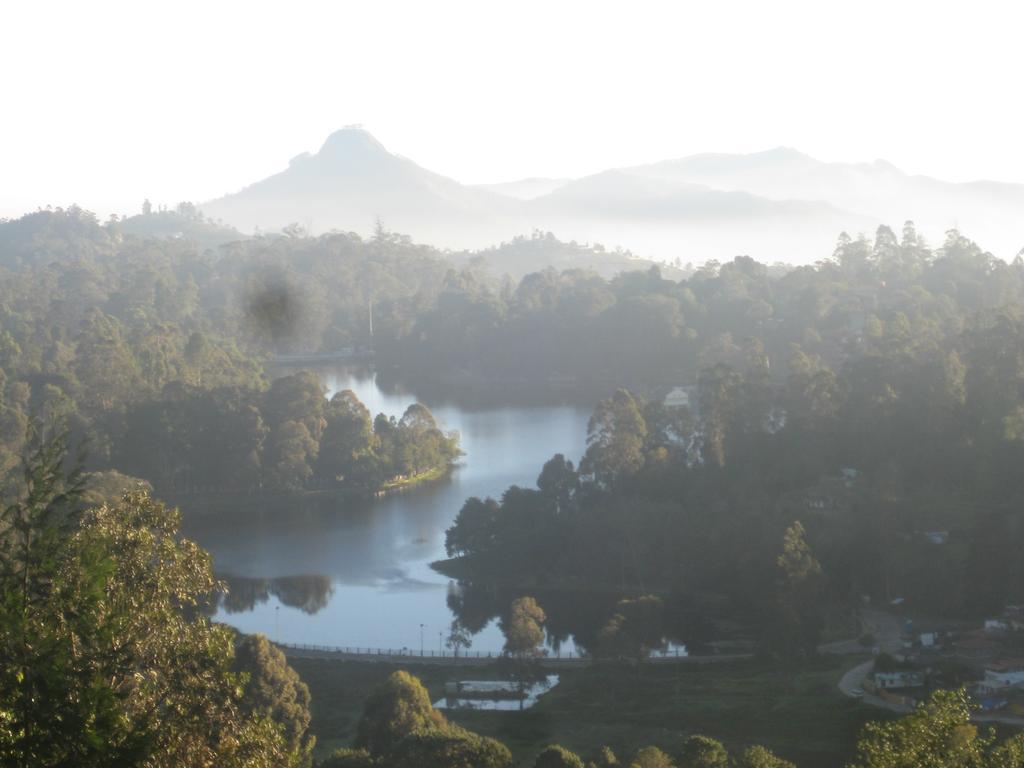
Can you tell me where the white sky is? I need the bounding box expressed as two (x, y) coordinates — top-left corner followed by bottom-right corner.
(2, 0), (1022, 219)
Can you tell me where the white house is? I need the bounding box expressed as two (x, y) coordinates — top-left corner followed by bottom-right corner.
(872, 670), (924, 689)
(664, 387), (690, 409)
(983, 660), (1024, 689)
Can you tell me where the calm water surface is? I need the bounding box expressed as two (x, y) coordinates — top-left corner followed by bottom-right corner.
(182, 370), (591, 652)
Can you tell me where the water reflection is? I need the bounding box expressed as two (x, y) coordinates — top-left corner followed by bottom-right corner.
(181, 368), (594, 650)
(434, 676), (560, 711)
(445, 580), (709, 656)
(184, 370), (711, 654)
(220, 575), (334, 615)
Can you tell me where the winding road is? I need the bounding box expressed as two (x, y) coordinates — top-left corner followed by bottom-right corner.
(828, 610), (1024, 725)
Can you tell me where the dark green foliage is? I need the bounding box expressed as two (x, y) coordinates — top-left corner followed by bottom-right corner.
(763, 522), (825, 659)
(678, 735), (729, 768)
(535, 744), (587, 768)
(235, 633), (315, 765)
(0, 429), (294, 766)
(445, 497), (502, 558)
(737, 746), (796, 768)
(581, 389), (648, 487)
(350, 670), (510, 768)
(597, 595), (665, 663)
(387, 726), (512, 768)
(354, 670), (446, 755)
(629, 746), (675, 768)
(588, 746), (620, 768)
(847, 688), (1018, 768)
(116, 381), (458, 495)
(443, 241), (1024, 637)
(0, 207), (457, 490)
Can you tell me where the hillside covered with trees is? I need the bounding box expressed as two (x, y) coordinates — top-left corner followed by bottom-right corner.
(440, 295), (1024, 652)
(2, 434), (1020, 767)
(4, 205), (1024, 764)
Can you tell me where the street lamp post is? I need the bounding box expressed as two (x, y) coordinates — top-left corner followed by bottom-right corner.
(419, 624), (425, 656)
(275, 605), (280, 644)
(439, 631), (443, 654)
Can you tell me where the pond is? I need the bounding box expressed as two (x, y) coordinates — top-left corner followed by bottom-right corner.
(181, 369), (593, 652)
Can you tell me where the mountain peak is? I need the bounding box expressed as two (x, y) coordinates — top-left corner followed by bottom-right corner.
(318, 126), (391, 159)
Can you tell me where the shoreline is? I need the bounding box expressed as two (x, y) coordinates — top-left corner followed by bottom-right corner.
(169, 463), (456, 517)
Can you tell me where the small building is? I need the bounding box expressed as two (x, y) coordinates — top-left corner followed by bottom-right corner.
(920, 632), (938, 648)
(985, 619), (1009, 633)
(983, 660), (1024, 690)
(663, 386), (691, 409)
(922, 531), (949, 545)
(873, 670), (924, 689)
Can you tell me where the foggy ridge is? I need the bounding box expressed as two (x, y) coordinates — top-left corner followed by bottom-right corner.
(201, 127), (1024, 263)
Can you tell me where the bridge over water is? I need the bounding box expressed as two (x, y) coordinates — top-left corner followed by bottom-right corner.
(277, 642), (750, 667)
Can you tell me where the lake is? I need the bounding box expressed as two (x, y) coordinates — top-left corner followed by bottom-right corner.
(181, 369), (592, 652)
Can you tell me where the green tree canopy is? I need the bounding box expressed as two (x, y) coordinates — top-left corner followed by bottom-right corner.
(535, 744), (586, 768)
(234, 633), (314, 766)
(849, 689), (990, 768)
(678, 735), (729, 768)
(0, 431), (294, 768)
(629, 745), (675, 768)
(388, 726), (512, 768)
(737, 746), (796, 768)
(354, 670), (446, 755)
(581, 389), (648, 486)
(501, 596), (547, 657)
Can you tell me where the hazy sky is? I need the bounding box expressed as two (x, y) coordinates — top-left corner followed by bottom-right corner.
(2, 0), (1022, 218)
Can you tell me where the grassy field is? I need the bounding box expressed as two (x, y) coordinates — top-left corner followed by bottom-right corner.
(289, 654), (887, 767)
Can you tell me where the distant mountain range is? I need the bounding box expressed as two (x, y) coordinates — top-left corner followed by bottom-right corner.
(201, 128), (1024, 265)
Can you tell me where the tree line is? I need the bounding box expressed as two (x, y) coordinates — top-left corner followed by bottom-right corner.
(442, 290), (1024, 653)
(379, 224), (1024, 389)
(4, 428), (1024, 767)
(117, 372), (459, 495)
(326, 670), (1024, 768)
(0, 206), (457, 491)
(4, 206), (1023, 498)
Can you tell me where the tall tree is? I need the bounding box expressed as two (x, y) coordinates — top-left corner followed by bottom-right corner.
(500, 596), (547, 708)
(0, 427), (292, 767)
(628, 746), (674, 768)
(354, 670), (446, 755)
(849, 689), (990, 768)
(234, 634), (315, 766)
(679, 735), (729, 768)
(535, 745), (586, 768)
(581, 389), (648, 487)
(765, 521), (825, 658)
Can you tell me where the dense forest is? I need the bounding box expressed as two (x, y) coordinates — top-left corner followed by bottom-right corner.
(0, 207), (463, 495)
(384, 225), (1024, 387)
(441, 297), (1024, 653)
(118, 376), (460, 495)
(4, 204), (1024, 764)
(3, 207), (1024, 613)
(3, 438), (1021, 767)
